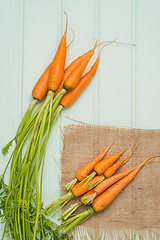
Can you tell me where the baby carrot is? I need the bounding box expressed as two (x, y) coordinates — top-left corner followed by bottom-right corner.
(32, 63), (51, 101)
(48, 11), (68, 92)
(72, 175), (103, 197)
(63, 166), (136, 219)
(94, 149), (126, 176)
(63, 40), (97, 91)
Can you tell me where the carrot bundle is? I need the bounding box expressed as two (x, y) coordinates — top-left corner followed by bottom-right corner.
(60, 141), (140, 219)
(62, 155), (160, 234)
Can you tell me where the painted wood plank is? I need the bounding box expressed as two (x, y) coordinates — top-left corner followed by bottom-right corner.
(99, 0), (132, 127)
(131, 0), (160, 129)
(0, 0), (23, 238)
(61, 0), (96, 126)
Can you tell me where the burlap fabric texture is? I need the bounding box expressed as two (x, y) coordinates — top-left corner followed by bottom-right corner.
(61, 125), (160, 240)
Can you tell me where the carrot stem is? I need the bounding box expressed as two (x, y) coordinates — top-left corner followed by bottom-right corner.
(61, 201), (82, 220)
(79, 171), (96, 187)
(45, 191), (74, 214)
(65, 178), (78, 191)
(62, 207), (94, 234)
(88, 176), (105, 189)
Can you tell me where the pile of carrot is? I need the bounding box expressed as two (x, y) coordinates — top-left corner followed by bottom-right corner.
(44, 140), (160, 234)
(0, 11), (139, 239)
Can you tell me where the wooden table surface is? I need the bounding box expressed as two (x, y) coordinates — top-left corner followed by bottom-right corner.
(0, 0), (160, 239)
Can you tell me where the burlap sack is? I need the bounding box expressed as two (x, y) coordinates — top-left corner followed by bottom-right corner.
(61, 125), (160, 240)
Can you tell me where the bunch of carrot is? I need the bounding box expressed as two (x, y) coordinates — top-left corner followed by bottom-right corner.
(44, 140), (160, 234)
(0, 11), (138, 239)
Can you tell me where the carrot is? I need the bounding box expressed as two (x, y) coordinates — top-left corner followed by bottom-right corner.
(80, 140), (140, 202)
(94, 149), (126, 176)
(32, 63), (51, 101)
(72, 175), (103, 197)
(104, 139), (141, 178)
(60, 50), (98, 107)
(48, 11), (68, 92)
(63, 41), (97, 91)
(62, 155), (160, 234)
(65, 140), (115, 191)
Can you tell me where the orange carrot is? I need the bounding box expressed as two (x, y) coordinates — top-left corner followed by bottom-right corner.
(48, 11), (68, 91)
(32, 63), (51, 101)
(104, 139), (141, 178)
(63, 41), (97, 91)
(94, 149), (126, 176)
(72, 175), (103, 197)
(92, 155), (160, 212)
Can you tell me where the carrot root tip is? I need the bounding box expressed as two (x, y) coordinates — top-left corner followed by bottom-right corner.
(65, 178), (78, 191)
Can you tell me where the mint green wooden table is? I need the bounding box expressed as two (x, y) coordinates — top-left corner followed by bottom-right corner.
(0, 0), (160, 239)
